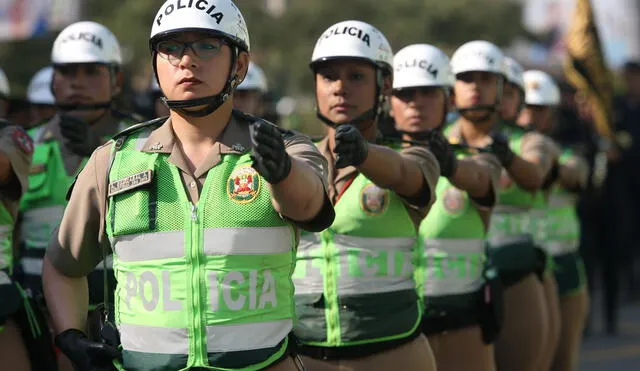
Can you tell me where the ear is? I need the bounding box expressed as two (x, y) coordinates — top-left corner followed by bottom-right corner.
(112, 70), (125, 96)
(234, 51), (250, 88)
(449, 89), (457, 110)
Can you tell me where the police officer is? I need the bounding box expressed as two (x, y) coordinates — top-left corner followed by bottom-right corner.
(292, 21), (439, 371)
(26, 66), (57, 128)
(519, 70), (589, 371)
(149, 78), (170, 118)
(18, 21), (136, 310)
(390, 43), (502, 371)
(42, 1), (334, 370)
(449, 41), (554, 371)
(234, 61), (268, 116)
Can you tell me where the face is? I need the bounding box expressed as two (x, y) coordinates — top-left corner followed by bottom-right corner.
(500, 82), (522, 121)
(315, 60), (381, 125)
(233, 90), (264, 116)
(390, 86), (446, 132)
(52, 63), (116, 120)
(155, 31), (248, 109)
(454, 71), (499, 121)
(517, 105), (554, 132)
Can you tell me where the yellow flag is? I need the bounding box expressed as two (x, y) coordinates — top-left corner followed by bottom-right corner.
(564, 0), (614, 138)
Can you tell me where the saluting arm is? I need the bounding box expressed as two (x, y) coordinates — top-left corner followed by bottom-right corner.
(448, 158), (492, 199)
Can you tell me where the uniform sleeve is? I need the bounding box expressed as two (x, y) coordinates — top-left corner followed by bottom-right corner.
(45, 142), (113, 277)
(469, 152), (502, 210)
(521, 132), (560, 176)
(0, 125), (33, 198)
(283, 133), (334, 232)
(398, 145), (440, 213)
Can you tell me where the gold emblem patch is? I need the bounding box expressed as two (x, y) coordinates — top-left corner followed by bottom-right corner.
(227, 165), (261, 204)
(108, 170), (153, 197)
(442, 187), (466, 215)
(360, 184), (389, 216)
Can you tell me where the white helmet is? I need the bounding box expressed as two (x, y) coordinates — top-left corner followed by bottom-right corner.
(27, 67), (55, 105)
(503, 57), (525, 91)
(523, 70), (560, 106)
(51, 21), (122, 65)
(0, 68), (9, 98)
(310, 20), (393, 73)
(393, 44), (453, 90)
(237, 62), (267, 92)
(450, 40), (504, 76)
(150, 0), (249, 52)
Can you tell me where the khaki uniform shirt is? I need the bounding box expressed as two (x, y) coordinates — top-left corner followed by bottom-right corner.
(315, 136), (440, 228)
(47, 117), (330, 277)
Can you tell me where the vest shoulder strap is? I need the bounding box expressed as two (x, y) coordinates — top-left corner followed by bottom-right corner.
(112, 116), (166, 142)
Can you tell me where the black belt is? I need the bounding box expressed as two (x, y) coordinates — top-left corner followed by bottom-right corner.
(297, 328), (420, 360)
(421, 291), (479, 336)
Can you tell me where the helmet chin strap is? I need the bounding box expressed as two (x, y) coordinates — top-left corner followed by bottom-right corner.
(56, 101), (113, 111)
(155, 48), (240, 118)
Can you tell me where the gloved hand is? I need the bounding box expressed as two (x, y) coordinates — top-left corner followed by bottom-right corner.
(333, 124), (369, 169)
(485, 132), (515, 168)
(59, 114), (103, 157)
(55, 329), (119, 371)
(249, 120), (292, 184)
(426, 130), (458, 178)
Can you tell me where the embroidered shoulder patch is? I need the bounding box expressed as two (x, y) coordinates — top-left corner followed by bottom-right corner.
(442, 186), (466, 215)
(108, 170), (153, 197)
(12, 128), (34, 154)
(227, 165), (261, 203)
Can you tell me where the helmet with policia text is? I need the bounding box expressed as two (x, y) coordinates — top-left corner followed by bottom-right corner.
(523, 70), (560, 106)
(237, 62), (267, 92)
(393, 44), (453, 91)
(310, 20), (393, 128)
(150, 0), (250, 117)
(393, 44), (453, 130)
(450, 40), (505, 113)
(51, 21), (122, 110)
(27, 66), (55, 105)
(0, 68), (9, 99)
(503, 57), (525, 91)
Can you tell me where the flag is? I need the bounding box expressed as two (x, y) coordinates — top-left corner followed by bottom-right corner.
(564, 0), (614, 138)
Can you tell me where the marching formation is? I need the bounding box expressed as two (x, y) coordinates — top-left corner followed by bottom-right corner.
(0, 1), (591, 370)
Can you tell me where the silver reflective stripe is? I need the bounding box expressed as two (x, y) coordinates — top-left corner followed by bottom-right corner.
(488, 210), (532, 245)
(21, 205), (66, 249)
(0, 225), (11, 269)
(119, 320), (292, 354)
(529, 209), (548, 246)
(333, 234), (416, 295)
(422, 239), (485, 296)
(548, 193), (576, 208)
(546, 240), (578, 256)
(113, 231), (184, 262)
(203, 227), (292, 255)
(21, 256), (43, 276)
(293, 233), (324, 295)
(0, 270), (10, 285)
(95, 255), (114, 270)
(205, 319), (292, 352)
(488, 233), (531, 248)
(119, 324), (189, 354)
(493, 205), (528, 214)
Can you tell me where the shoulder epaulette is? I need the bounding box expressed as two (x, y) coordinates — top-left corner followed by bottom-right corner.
(112, 116), (167, 141)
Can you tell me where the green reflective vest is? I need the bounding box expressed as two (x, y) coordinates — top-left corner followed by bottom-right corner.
(106, 126), (297, 371)
(293, 172), (421, 347)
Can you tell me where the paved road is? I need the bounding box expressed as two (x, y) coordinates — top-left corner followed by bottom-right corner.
(579, 298), (640, 370)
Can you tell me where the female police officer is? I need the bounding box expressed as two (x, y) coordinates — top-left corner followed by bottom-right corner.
(41, 1), (334, 370)
(292, 20), (440, 371)
(391, 43), (501, 371)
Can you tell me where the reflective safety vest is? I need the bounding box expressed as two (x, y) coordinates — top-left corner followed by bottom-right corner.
(416, 163), (486, 300)
(0, 202), (14, 274)
(106, 127), (297, 371)
(545, 149), (580, 256)
(487, 124), (535, 248)
(293, 172), (421, 347)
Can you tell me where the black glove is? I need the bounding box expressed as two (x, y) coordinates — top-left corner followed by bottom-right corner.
(486, 132), (515, 168)
(426, 130), (458, 177)
(542, 161), (560, 190)
(249, 120), (292, 184)
(55, 329), (119, 371)
(333, 124), (369, 169)
(59, 114), (103, 157)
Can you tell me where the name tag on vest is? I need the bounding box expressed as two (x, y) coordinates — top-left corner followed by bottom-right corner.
(108, 170), (153, 197)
